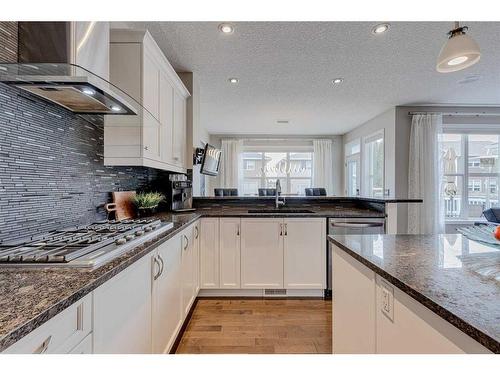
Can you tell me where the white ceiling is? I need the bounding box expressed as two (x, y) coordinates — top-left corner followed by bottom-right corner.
(117, 22), (500, 135)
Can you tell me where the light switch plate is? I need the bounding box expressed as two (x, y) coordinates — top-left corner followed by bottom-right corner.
(380, 279), (394, 321)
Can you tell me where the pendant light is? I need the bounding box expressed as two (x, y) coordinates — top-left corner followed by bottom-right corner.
(436, 22), (481, 73)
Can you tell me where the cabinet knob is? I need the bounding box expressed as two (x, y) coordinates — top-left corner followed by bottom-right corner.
(144, 146), (149, 151)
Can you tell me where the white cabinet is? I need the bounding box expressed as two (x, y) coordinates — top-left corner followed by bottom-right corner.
(172, 91), (187, 167)
(193, 221), (201, 295)
(240, 218), (284, 289)
(181, 225), (196, 317)
(3, 294), (92, 354)
(332, 245), (376, 354)
(68, 334), (93, 354)
(283, 218), (326, 289)
(331, 244), (491, 354)
(93, 254), (152, 354)
(219, 218), (241, 289)
(375, 275), (491, 354)
(152, 234), (183, 354)
(106, 29), (190, 173)
(200, 218), (220, 288)
(159, 73), (174, 164)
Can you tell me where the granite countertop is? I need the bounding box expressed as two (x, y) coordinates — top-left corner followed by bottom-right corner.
(194, 205), (385, 218)
(0, 205), (383, 351)
(194, 196), (422, 204)
(328, 234), (500, 353)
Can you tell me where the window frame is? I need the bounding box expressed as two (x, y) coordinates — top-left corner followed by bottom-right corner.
(442, 128), (500, 221)
(241, 148), (314, 196)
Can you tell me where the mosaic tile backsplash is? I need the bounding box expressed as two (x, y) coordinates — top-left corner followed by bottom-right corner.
(0, 84), (169, 242)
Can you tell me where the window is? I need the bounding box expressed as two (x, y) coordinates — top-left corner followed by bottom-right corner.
(345, 140), (360, 196)
(241, 151), (313, 196)
(441, 133), (500, 220)
(363, 132), (384, 198)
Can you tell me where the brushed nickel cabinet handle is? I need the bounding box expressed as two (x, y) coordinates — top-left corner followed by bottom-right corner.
(183, 235), (189, 251)
(194, 226), (199, 239)
(279, 223), (283, 236)
(153, 256), (161, 280)
(284, 223), (288, 236)
(158, 254), (165, 276)
(236, 224), (240, 236)
(33, 335), (52, 354)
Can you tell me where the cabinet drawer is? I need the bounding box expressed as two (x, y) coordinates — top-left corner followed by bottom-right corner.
(3, 294), (92, 354)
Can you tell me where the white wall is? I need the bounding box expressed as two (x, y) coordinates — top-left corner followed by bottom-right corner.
(343, 108), (396, 196)
(204, 135), (343, 197)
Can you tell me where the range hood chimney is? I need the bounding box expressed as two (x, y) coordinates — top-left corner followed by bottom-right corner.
(0, 22), (142, 122)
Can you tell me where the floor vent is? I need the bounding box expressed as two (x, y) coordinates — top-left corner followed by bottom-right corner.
(264, 289), (287, 296)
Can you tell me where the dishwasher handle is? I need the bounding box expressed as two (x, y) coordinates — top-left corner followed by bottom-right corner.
(330, 222), (384, 228)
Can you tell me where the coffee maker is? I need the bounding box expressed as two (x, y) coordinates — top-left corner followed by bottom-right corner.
(166, 174), (194, 212)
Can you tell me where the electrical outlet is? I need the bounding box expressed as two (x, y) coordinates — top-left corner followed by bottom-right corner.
(380, 280), (394, 321)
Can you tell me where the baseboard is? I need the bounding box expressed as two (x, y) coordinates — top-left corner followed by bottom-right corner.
(198, 289), (325, 298)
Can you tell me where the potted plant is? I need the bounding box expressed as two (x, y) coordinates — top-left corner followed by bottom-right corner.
(133, 192), (165, 218)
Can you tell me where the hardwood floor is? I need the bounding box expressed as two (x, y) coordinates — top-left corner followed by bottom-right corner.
(175, 298), (332, 354)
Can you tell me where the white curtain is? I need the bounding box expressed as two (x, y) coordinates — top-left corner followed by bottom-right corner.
(312, 139), (334, 195)
(408, 114), (445, 234)
(219, 139), (243, 191)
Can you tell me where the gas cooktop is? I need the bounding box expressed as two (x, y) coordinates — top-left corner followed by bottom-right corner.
(0, 219), (174, 268)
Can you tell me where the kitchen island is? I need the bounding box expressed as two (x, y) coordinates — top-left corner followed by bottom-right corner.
(328, 234), (500, 354)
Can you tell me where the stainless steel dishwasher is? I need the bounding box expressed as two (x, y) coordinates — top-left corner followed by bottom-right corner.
(326, 217), (386, 298)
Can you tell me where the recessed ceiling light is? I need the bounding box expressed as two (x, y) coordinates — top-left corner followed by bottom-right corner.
(219, 23), (234, 34)
(82, 87), (95, 95)
(372, 23), (390, 35)
(332, 78), (344, 85)
(228, 77), (239, 84)
(110, 105), (122, 112)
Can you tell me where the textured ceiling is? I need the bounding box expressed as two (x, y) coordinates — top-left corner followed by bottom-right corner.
(116, 22), (500, 135)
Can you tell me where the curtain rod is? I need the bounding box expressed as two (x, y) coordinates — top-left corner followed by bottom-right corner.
(408, 111), (500, 116)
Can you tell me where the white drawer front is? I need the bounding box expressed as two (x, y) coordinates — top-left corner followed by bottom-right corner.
(4, 293), (92, 354)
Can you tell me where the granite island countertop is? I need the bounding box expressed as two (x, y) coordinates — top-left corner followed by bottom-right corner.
(328, 234), (500, 353)
(0, 204), (385, 351)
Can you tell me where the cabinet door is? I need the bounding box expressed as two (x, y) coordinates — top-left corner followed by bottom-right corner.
(240, 218), (284, 289)
(93, 254), (152, 354)
(219, 218), (241, 289)
(142, 47), (160, 121)
(181, 226), (195, 317)
(193, 221), (201, 294)
(284, 218), (326, 289)
(172, 91), (186, 167)
(200, 218), (220, 289)
(68, 334), (93, 354)
(159, 73), (174, 164)
(142, 112), (161, 160)
(152, 236), (183, 354)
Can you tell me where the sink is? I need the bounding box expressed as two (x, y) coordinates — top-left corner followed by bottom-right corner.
(247, 209), (315, 214)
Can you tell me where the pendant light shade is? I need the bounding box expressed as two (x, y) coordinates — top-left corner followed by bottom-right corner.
(436, 23), (481, 73)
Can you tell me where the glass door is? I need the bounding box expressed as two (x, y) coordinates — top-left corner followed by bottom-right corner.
(345, 154), (360, 196)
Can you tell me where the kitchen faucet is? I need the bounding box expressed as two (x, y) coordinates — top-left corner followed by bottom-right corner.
(275, 180), (286, 209)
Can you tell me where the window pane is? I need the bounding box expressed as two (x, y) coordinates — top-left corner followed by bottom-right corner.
(265, 178), (287, 192)
(467, 176), (500, 218)
(364, 136), (384, 198)
(242, 179), (260, 196)
(290, 179), (312, 195)
(345, 140), (360, 156)
(468, 135), (499, 173)
(441, 134), (464, 174)
(443, 175), (464, 219)
(242, 152), (263, 179)
(289, 153), (312, 178)
(263, 152), (287, 178)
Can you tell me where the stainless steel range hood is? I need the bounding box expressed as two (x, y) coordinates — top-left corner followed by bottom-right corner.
(0, 63), (137, 115)
(0, 22), (144, 124)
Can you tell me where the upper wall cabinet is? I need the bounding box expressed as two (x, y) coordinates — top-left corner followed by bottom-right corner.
(104, 29), (190, 173)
